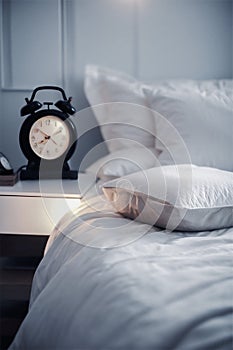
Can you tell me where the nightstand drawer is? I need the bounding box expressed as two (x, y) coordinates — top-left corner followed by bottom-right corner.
(0, 175), (96, 236)
(0, 196), (80, 235)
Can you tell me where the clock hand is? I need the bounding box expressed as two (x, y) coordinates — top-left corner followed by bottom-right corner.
(36, 128), (50, 138)
(52, 128), (62, 137)
(50, 138), (58, 145)
(37, 134), (57, 146)
(51, 128), (63, 145)
(38, 138), (49, 145)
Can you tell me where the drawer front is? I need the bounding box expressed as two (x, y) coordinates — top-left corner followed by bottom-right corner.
(0, 196), (80, 235)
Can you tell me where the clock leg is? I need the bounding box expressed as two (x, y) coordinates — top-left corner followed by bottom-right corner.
(20, 161), (78, 180)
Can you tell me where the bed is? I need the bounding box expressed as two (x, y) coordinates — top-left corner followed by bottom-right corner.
(9, 66), (233, 349)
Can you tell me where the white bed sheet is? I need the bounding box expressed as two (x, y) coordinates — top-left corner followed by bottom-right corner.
(9, 190), (233, 350)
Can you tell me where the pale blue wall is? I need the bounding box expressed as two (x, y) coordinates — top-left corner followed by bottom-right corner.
(0, 0), (232, 169)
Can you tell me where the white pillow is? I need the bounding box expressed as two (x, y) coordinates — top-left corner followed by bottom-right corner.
(84, 65), (155, 152)
(86, 146), (159, 180)
(144, 79), (233, 94)
(146, 84), (233, 171)
(102, 165), (233, 231)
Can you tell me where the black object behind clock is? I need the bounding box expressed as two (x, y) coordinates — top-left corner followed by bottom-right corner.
(19, 86), (78, 180)
(0, 152), (14, 175)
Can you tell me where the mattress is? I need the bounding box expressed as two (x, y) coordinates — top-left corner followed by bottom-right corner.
(9, 189), (233, 350)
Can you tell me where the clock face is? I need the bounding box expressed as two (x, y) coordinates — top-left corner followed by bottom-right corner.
(29, 115), (70, 160)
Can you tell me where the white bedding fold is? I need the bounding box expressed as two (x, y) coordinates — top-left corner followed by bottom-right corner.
(9, 193), (233, 350)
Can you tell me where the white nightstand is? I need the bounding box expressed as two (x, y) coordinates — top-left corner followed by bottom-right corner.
(0, 173), (95, 236)
(0, 173), (96, 347)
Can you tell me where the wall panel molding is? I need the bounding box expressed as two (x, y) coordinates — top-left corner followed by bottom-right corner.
(1, 0), (65, 90)
(0, 0), (232, 169)
(0, 1), (3, 150)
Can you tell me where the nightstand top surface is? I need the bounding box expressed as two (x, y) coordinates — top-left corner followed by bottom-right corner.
(0, 172), (96, 199)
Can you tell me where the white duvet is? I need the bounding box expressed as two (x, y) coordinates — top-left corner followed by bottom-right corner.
(9, 193), (233, 350)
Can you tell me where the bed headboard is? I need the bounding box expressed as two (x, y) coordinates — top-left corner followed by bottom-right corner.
(0, 0), (232, 170)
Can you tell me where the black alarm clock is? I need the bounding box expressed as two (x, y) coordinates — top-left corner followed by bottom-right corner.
(19, 86), (78, 180)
